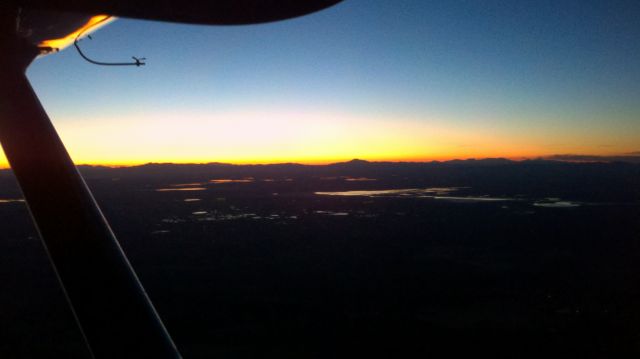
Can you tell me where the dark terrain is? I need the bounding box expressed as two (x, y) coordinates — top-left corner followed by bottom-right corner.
(1, 159), (640, 358)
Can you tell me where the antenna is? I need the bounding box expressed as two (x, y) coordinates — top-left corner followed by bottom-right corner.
(73, 15), (146, 67)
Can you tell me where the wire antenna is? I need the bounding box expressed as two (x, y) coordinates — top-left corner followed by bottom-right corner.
(74, 16), (146, 66)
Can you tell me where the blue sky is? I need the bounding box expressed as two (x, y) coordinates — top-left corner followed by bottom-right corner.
(10, 0), (640, 165)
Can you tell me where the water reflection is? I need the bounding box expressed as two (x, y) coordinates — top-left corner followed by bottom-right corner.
(171, 182), (206, 187)
(315, 187), (525, 203)
(534, 201), (581, 208)
(315, 187), (464, 197)
(314, 210), (349, 216)
(0, 199), (25, 204)
(210, 178), (254, 184)
(314, 187), (592, 208)
(320, 176), (377, 182)
(197, 213), (260, 221)
(431, 196), (515, 202)
(156, 187), (207, 192)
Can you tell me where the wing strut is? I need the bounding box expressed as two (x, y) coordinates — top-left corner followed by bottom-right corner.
(0, 12), (181, 359)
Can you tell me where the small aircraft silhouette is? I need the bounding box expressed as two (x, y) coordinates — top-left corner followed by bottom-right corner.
(0, 1), (342, 358)
(132, 56), (146, 66)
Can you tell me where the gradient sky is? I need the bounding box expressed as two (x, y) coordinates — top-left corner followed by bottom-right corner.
(3, 0), (640, 166)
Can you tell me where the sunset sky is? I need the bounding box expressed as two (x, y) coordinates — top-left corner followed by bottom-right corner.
(2, 0), (640, 167)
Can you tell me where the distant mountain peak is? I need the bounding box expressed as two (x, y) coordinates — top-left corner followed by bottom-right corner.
(347, 159), (369, 164)
(329, 159), (371, 167)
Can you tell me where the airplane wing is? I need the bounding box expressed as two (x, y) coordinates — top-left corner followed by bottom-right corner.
(0, 1), (342, 358)
(11, 0), (342, 25)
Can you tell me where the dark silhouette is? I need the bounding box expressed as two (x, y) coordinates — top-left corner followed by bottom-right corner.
(1, 159), (639, 357)
(0, 2), (342, 357)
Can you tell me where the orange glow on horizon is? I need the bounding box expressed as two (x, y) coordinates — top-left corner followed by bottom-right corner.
(1, 152), (634, 170)
(0, 110), (637, 169)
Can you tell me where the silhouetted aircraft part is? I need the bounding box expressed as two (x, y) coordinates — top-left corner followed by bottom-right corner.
(1, 1), (341, 357)
(0, 25), (181, 359)
(72, 16), (147, 66)
(11, 0), (343, 25)
(16, 11), (116, 54)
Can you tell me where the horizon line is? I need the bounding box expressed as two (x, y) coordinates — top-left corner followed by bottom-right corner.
(2, 155), (639, 170)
